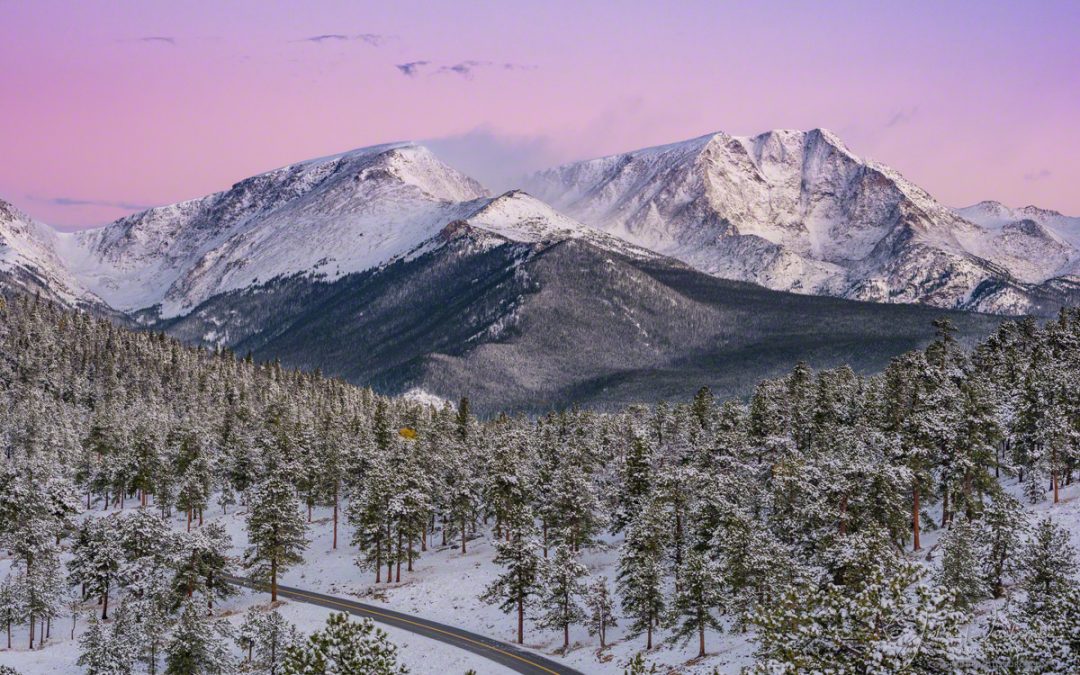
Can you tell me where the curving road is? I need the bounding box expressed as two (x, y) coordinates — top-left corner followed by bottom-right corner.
(223, 575), (584, 675)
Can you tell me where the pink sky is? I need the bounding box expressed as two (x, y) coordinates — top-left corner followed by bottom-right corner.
(1, 0), (1077, 229)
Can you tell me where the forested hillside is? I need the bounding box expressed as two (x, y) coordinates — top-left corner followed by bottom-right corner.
(1, 294), (1079, 673)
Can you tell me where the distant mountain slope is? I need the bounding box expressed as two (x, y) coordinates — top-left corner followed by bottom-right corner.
(0, 199), (103, 307)
(52, 143), (490, 318)
(0, 137), (1028, 411)
(525, 129), (1080, 316)
(159, 217), (1002, 413)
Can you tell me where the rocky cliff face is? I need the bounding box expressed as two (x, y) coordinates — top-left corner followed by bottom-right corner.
(526, 129), (1080, 315)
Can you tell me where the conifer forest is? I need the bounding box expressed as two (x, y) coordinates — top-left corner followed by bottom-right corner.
(2, 294), (1080, 673)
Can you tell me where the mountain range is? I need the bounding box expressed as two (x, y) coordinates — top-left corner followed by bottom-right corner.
(5, 128), (1073, 410)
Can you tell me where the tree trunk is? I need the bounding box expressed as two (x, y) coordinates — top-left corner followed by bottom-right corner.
(28, 611), (34, 649)
(271, 557), (278, 602)
(912, 483), (921, 551)
(942, 485), (950, 528)
(332, 485), (339, 550)
(563, 622), (569, 653)
(386, 523), (394, 582)
(375, 532), (382, 583)
(517, 598), (524, 645)
(102, 580), (109, 620)
(396, 529), (403, 582)
(646, 622), (652, 650)
(699, 617), (706, 657)
(461, 515), (467, 554)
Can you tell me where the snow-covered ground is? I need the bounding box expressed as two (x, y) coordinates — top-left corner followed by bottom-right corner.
(4, 477), (1079, 674)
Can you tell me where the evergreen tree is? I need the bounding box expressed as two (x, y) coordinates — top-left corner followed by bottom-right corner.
(584, 575), (617, 649)
(1020, 516), (1078, 617)
(283, 612), (407, 675)
(536, 543), (587, 653)
(618, 496), (667, 650)
(937, 515), (989, 609)
(482, 514), (543, 645)
(667, 549), (725, 658)
(253, 609), (301, 675)
(164, 601), (235, 675)
(982, 493), (1027, 598)
(752, 563), (968, 673)
(245, 475), (308, 602)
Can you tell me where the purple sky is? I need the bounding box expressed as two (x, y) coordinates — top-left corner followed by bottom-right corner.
(1, 0), (1077, 229)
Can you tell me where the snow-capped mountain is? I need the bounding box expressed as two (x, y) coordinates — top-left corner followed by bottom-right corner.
(0, 138), (984, 411)
(525, 129), (1080, 315)
(54, 143), (490, 318)
(955, 201), (1080, 281)
(0, 199), (101, 307)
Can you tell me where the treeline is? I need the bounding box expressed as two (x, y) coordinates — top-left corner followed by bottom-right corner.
(1, 294), (1080, 673)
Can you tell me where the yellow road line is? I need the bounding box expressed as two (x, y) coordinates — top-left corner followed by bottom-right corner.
(243, 581), (562, 675)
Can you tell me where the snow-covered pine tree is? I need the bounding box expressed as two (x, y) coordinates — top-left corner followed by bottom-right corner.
(937, 515), (989, 609)
(164, 601), (235, 675)
(1019, 516), (1078, 617)
(667, 549), (725, 658)
(253, 609), (300, 675)
(536, 541), (587, 653)
(482, 510), (544, 645)
(618, 495), (668, 650)
(584, 575), (616, 649)
(752, 562), (969, 673)
(283, 612), (407, 675)
(245, 473), (308, 602)
(0, 574), (25, 650)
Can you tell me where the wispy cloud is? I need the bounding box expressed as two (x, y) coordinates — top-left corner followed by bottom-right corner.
(120, 36), (177, 46)
(1024, 169), (1052, 181)
(885, 106), (919, 128)
(298, 34), (349, 43)
(396, 60), (430, 77)
(295, 33), (391, 46)
(438, 60), (536, 78)
(396, 60), (536, 79)
(426, 127), (558, 193)
(46, 197), (152, 211)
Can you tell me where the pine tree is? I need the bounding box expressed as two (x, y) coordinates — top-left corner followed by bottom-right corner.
(165, 601), (235, 675)
(668, 549), (725, 657)
(752, 563), (968, 673)
(482, 514), (543, 645)
(78, 614), (136, 675)
(1020, 516), (1078, 617)
(283, 612), (407, 675)
(245, 474), (308, 602)
(0, 575), (25, 650)
(618, 496), (667, 650)
(584, 575), (617, 649)
(937, 515), (989, 609)
(253, 609), (300, 675)
(236, 607), (261, 664)
(982, 493), (1027, 598)
(537, 542), (587, 653)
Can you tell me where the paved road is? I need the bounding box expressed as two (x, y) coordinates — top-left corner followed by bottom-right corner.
(223, 575), (584, 675)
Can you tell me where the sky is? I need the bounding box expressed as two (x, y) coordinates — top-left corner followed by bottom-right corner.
(0, 0), (1077, 229)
